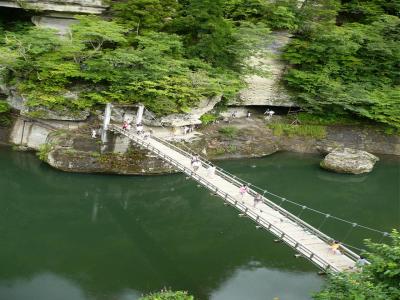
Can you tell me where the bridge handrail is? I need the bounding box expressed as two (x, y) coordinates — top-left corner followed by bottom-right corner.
(109, 124), (342, 272)
(147, 133), (360, 262)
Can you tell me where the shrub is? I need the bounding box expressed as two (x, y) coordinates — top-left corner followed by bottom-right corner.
(314, 230), (400, 299)
(139, 290), (193, 300)
(0, 100), (11, 127)
(268, 123), (327, 139)
(36, 143), (53, 162)
(297, 113), (360, 126)
(218, 126), (238, 138)
(200, 113), (218, 125)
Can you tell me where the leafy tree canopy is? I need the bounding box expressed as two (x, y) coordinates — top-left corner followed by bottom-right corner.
(314, 230), (400, 299)
(284, 0), (400, 128)
(0, 0), (398, 128)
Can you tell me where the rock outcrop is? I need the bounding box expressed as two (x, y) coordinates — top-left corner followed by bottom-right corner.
(0, 0), (106, 14)
(232, 31), (297, 107)
(9, 116), (85, 150)
(0, 0), (108, 34)
(21, 106), (90, 121)
(45, 128), (176, 175)
(4, 113), (398, 176)
(320, 148), (379, 174)
(151, 96), (222, 127)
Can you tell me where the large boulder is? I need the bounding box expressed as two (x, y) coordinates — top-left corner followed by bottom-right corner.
(320, 148), (379, 174)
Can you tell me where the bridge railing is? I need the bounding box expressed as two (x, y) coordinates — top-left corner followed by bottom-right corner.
(109, 124), (342, 272)
(147, 132), (360, 263)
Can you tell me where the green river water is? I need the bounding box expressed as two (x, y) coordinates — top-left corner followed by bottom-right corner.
(0, 147), (398, 300)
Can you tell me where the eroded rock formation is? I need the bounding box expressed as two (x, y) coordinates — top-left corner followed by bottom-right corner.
(320, 148), (379, 174)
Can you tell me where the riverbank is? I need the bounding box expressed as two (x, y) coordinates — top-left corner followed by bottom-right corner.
(0, 112), (398, 175)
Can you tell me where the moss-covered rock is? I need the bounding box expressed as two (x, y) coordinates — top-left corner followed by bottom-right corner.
(45, 128), (175, 175)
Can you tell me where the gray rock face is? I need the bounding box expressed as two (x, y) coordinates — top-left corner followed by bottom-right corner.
(108, 96), (222, 128)
(232, 31), (297, 107)
(32, 15), (79, 35)
(320, 148), (379, 174)
(0, 0), (106, 14)
(21, 106), (90, 121)
(155, 96), (222, 127)
(9, 116), (85, 150)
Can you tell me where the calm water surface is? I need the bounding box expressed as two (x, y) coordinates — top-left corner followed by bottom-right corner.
(0, 148), (399, 300)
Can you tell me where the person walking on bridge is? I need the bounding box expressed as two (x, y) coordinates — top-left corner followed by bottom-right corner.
(329, 240), (342, 255)
(192, 160), (201, 172)
(191, 156), (201, 172)
(253, 194), (262, 207)
(239, 184), (249, 202)
(207, 165), (216, 178)
(136, 123), (143, 135)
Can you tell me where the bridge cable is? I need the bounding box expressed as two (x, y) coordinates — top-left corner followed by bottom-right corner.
(171, 128), (390, 239)
(143, 108), (390, 244)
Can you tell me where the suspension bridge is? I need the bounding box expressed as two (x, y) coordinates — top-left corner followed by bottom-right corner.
(102, 104), (388, 273)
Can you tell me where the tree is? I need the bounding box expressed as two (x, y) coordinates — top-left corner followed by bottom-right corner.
(314, 230), (400, 299)
(167, 0), (240, 69)
(283, 0), (400, 128)
(112, 0), (179, 34)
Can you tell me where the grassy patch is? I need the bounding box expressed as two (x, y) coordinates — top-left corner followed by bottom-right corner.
(200, 113), (218, 125)
(296, 113), (360, 126)
(25, 110), (48, 119)
(0, 100), (11, 127)
(268, 123), (327, 139)
(140, 290), (193, 300)
(36, 143), (53, 162)
(90, 151), (101, 158)
(218, 126), (238, 138)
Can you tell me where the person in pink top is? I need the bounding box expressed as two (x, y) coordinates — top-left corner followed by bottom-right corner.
(239, 184), (248, 201)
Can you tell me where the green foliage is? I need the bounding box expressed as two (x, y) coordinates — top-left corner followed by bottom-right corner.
(167, 0), (239, 69)
(0, 1), (272, 117)
(268, 123), (327, 139)
(139, 290), (193, 300)
(0, 100), (9, 113)
(284, 0), (400, 128)
(2, 0), (397, 130)
(37, 143), (53, 162)
(0, 100), (10, 127)
(314, 229), (400, 300)
(112, 0), (179, 34)
(0, 17), (242, 115)
(223, 0), (298, 30)
(218, 126), (238, 138)
(297, 113), (361, 126)
(0, 114), (11, 127)
(200, 113), (218, 125)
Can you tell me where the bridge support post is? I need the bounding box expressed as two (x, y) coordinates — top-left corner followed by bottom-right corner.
(136, 104), (144, 125)
(101, 103), (112, 145)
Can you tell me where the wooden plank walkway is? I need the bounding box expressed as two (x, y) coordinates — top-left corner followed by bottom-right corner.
(109, 124), (358, 273)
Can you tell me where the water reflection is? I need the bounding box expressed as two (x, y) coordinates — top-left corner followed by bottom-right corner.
(0, 273), (87, 300)
(211, 265), (322, 300)
(0, 148), (398, 300)
(317, 172), (368, 183)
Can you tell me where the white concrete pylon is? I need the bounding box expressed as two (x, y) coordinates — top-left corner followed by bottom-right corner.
(136, 104), (144, 125)
(101, 103), (112, 143)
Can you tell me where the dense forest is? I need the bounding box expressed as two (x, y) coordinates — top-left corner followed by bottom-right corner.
(0, 0), (399, 128)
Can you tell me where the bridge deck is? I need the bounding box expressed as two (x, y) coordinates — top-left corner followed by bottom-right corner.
(109, 124), (357, 273)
